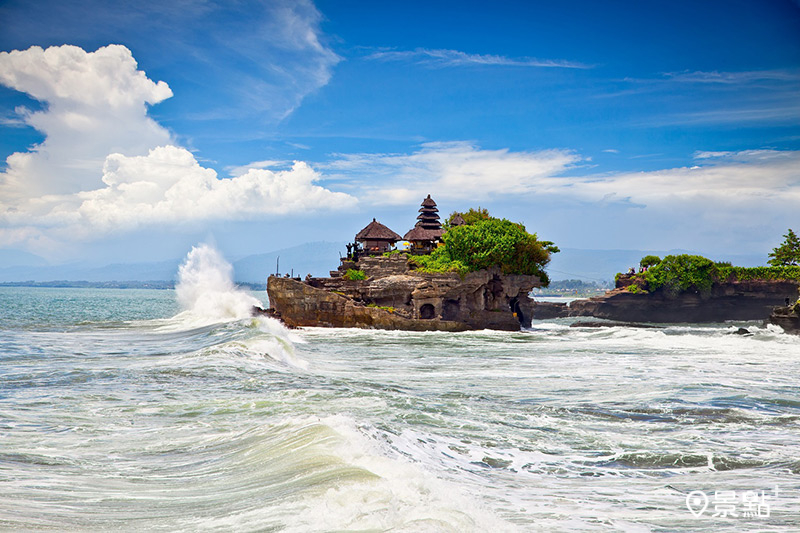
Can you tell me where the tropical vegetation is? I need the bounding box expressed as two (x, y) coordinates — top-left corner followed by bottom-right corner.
(768, 229), (800, 266)
(411, 209), (558, 284)
(342, 268), (367, 281)
(621, 253), (800, 295)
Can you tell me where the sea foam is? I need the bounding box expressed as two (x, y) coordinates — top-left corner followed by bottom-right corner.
(175, 243), (261, 323)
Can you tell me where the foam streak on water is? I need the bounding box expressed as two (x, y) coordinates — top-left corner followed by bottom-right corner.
(1, 282), (799, 531)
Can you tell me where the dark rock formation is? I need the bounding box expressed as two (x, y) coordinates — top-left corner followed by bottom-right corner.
(267, 257), (541, 331)
(532, 301), (570, 319)
(564, 280), (799, 323)
(768, 300), (800, 334)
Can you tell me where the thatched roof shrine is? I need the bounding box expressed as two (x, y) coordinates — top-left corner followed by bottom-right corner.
(356, 218), (402, 242)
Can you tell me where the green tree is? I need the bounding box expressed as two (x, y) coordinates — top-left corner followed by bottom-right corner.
(639, 255), (661, 268)
(441, 218), (557, 284)
(768, 229), (800, 266)
(447, 207), (490, 226)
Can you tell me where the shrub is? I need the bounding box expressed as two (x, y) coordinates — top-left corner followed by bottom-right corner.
(382, 249), (408, 257)
(367, 303), (395, 313)
(719, 265), (800, 283)
(343, 269), (367, 281)
(409, 247), (470, 276)
(644, 254), (718, 295)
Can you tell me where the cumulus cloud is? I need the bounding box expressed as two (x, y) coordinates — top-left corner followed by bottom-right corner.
(0, 44), (174, 200)
(2, 146), (356, 243)
(0, 44), (355, 251)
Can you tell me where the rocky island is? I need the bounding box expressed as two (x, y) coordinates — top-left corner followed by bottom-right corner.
(535, 254), (800, 324)
(265, 197), (552, 331)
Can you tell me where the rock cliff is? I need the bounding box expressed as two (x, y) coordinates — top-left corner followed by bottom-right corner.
(266, 255), (540, 331)
(534, 279), (799, 323)
(768, 293), (800, 334)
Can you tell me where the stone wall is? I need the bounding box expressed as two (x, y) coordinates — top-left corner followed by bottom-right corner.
(357, 255), (410, 278)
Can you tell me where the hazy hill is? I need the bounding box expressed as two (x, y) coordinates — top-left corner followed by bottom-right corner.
(0, 242), (768, 285)
(233, 241), (346, 282)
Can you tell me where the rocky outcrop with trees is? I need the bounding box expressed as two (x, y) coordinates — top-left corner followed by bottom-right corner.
(265, 207), (555, 331)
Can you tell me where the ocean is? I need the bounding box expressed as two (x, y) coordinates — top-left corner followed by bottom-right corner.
(1, 246), (799, 532)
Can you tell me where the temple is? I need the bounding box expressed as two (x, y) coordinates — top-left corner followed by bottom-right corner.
(403, 194), (445, 254)
(264, 193), (543, 331)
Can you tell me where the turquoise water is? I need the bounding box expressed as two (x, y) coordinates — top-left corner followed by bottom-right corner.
(1, 283), (799, 532)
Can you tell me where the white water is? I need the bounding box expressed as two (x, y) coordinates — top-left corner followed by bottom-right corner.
(175, 243), (262, 323)
(1, 246), (799, 531)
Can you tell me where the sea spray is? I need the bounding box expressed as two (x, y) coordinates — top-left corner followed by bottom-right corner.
(172, 243), (305, 367)
(176, 243), (261, 321)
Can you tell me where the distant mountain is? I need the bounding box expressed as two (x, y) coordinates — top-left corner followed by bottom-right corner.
(0, 241), (768, 285)
(233, 241), (346, 282)
(0, 259), (182, 283)
(0, 242), (347, 283)
(0, 249), (48, 268)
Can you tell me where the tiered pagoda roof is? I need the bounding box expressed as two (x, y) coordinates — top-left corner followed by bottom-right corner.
(404, 195), (444, 242)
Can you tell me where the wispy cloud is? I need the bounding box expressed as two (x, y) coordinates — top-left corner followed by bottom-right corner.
(365, 48), (589, 69)
(323, 144), (799, 253)
(322, 141), (585, 205)
(597, 68), (800, 127)
(663, 68), (800, 84)
(653, 102), (800, 126)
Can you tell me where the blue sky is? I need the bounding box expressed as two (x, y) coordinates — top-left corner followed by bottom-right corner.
(0, 0), (798, 267)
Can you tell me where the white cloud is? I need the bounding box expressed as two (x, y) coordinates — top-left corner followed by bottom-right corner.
(0, 44), (355, 251)
(327, 143), (798, 226)
(663, 69), (800, 84)
(0, 44), (174, 200)
(325, 144), (798, 254)
(2, 146), (356, 243)
(189, 0), (341, 121)
(325, 141), (583, 205)
(571, 150), (800, 212)
(365, 48), (588, 69)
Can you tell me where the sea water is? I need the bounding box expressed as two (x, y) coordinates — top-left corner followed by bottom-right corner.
(1, 246), (799, 532)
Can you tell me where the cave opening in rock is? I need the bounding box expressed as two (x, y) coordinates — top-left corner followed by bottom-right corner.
(510, 297), (524, 325)
(419, 303), (435, 319)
